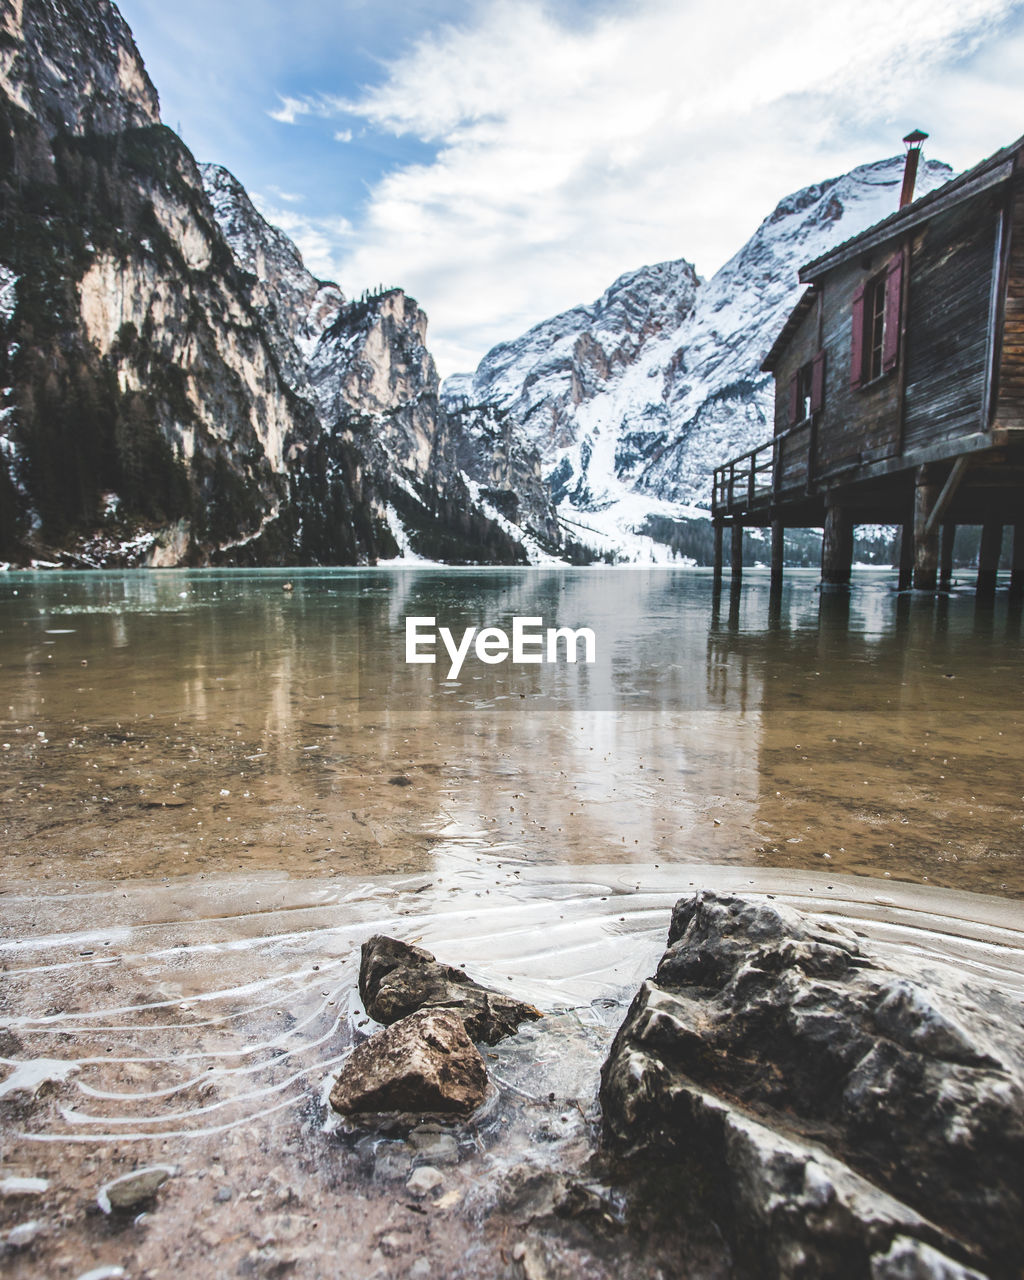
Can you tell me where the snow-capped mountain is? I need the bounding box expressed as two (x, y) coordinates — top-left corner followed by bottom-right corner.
(200, 166), (560, 558)
(444, 258), (701, 456)
(0, 0), (557, 568)
(0, 0), (960, 569)
(443, 157), (953, 559)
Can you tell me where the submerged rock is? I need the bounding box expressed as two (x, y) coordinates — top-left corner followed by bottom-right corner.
(406, 1165), (444, 1197)
(6, 1220), (44, 1249)
(359, 935), (542, 1045)
(330, 1009), (488, 1116)
(407, 1125), (459, 1165)
(97, 1164), (175, 1213)
(600, 891), (1024, 1277)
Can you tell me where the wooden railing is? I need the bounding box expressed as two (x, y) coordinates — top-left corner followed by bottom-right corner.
(712, 422), (814, 517)
(712, 440), (775, 515)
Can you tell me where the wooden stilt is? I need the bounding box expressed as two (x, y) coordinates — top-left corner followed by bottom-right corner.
(821, 504), (853, 587)
(898, 517), (914, 591)
(1011, 524), (1024, 599)
(712, 523), (724, 590)
(730, 523), (743, 584)
(728, 579), (742, 631)
(977, 520), (1002, 598)
(770, 520), (784, 592)
(939, 523), (955, 592)
(913, 465), (940, 591)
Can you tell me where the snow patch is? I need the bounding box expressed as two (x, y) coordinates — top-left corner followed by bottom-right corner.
(0, 266), (18, 323)
(379, 502), (438, 565)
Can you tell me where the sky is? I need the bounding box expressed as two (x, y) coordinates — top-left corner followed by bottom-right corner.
(116, 0), (1024, 377)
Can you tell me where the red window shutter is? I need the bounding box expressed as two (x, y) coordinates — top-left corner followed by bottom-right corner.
(850, 282), (866, 388)
(810, 351), (826, 413)
(787, 372), (799, 425)
(882, 254), (903, 373)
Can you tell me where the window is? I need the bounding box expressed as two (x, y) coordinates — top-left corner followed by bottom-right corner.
(850, 253), (903, 388)
(866, 273), (886, 381)
(796, 361), (814, 421)
(787, 351), (826, 426)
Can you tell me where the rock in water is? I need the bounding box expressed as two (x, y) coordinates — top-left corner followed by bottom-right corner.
(600, 891), (1024, 1277)
(97, 1164), (175, 1213)
(330, 1009), (488, 1116)
(359, 935), (542, 1045)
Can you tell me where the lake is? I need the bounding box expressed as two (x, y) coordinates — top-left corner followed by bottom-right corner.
(1, 567), (1022, 1278)
(2, 566), (1022, 894)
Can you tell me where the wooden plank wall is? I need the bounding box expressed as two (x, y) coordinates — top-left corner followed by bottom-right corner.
(772, 306), (817, 430)
(778, 422), (812, 491)
(996, 180), (1024, 429)
(815, 253), (902, 475)
(773, 250), (905, 490)
(771, 303), (817, 492)
(902, 194), (997, 450)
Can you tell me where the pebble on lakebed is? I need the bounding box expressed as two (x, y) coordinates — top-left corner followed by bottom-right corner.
(96, 1164), (176, 1214)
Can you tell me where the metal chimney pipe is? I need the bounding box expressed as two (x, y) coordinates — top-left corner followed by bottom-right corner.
(900, 129), (928, 209)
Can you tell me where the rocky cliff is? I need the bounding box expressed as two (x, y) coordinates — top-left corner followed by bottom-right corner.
(0, 0), (556, 567)
(200, 163), (559, 560)
(443, 158), (953, 559)
(2, 0), (335, 564)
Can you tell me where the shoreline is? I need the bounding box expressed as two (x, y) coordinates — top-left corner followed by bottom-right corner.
(2, 867), (1022, 1277)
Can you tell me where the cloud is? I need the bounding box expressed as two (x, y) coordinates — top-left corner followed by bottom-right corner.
(281, 0), (1024, 375)
(268, 94), (314, 124)
(251, 198), (356, 281)
(334, 128), (354, 143)
(267, 91), (350, 126)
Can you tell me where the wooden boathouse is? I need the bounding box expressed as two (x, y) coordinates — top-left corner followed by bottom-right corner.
(712, 131), (1024, 595)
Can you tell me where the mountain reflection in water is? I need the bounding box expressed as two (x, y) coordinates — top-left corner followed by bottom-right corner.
(1, 567), (1020, 896)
